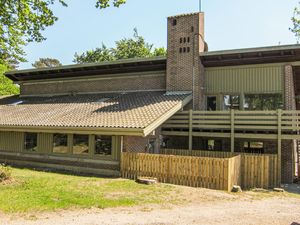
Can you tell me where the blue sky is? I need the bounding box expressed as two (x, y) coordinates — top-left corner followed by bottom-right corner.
(20, 0), (299, 69)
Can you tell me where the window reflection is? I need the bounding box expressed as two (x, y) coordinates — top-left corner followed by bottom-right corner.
(73, 134), (89, 154)
(244, 94), (283, 110)
(53, 134), (68, 153)
(95, 135), (112, 156)
(24, 133), (37, 152)
(223, 95), (240, 110)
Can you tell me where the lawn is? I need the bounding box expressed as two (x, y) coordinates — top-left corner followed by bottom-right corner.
(0, 167), (178, 213)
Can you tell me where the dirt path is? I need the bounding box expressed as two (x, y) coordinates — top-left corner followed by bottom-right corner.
(2, 187), (300, 225)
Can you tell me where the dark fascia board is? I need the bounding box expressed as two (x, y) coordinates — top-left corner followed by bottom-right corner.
(200, 44), (300, 67)
(6, 56), (167, 82)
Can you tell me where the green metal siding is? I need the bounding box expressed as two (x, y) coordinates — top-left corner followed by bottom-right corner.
(0, 131), (24, 152)
(37, 133), (53, 153)
(205, 64), (284, 94)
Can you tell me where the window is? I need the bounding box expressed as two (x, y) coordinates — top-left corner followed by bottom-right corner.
(244, 142), (264, 154)
(183, 47), (186, 53)
(187, 47), (190, 53)
(207, 96), (217, 111)
(183, 37), (186, 43)
(223, 95), (240, 110)
(53, 134), (68, 153)
(24, 133), (37, 152)
(73, 134), (89, 154)
(95, 135), (112, 155)
(187, 37), (190, 43)
(180, 38), (183, 43)
(244, 94), (283, 110)
(179, 48), (182, 53)
(172, 19), (177, 26)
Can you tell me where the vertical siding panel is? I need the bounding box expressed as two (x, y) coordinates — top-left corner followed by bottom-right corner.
(205, 64), (284, 94)
(0, 131), (23, 152)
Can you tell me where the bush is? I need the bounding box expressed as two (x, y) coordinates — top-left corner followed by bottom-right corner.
(0, 164), (11, 182)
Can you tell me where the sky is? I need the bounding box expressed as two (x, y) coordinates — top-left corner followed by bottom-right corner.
(19, 0), (299, 69)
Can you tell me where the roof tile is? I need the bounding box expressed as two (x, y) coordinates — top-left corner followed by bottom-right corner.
(0, 92), (191, 130)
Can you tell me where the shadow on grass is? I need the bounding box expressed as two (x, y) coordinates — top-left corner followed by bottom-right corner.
(3, 162), (121, 180)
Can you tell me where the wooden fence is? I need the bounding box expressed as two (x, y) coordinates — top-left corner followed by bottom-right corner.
(121, 149), (278, 191)
(160, 149), (278, 189)
(121, 152), (241, 191)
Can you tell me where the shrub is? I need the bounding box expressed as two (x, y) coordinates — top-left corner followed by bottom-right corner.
(0, 164), (12, 182)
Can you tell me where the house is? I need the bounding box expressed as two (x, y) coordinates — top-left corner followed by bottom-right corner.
(1, 12), (300, 183)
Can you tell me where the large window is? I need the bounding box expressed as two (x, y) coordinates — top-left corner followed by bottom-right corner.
(53, 134), (68, 153)
(95, 135), (112, 156)
(24, 133), (37, 152)
(73, 134), (89, 154)
(223, 95), (240, 110)
(244, 94), (283, 110)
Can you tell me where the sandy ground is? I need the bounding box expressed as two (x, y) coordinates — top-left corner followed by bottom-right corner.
(1, 185), (300, 225)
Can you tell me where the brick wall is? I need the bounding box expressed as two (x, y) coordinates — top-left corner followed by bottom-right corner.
(123, 136), (149, 153)
(284, 65), (296, 110)
(123, 128), (161, 154)
(282, 140), (295, 183)
(166, 13), (206, 110)
(20, 72), (166, 96)
(283, 65), (296, 183)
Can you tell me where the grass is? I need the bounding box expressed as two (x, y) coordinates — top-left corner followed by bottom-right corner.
(0, 168), (178, 213)
(0, 164), (11, 182)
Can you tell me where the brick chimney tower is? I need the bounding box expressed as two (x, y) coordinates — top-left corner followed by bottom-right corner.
(166, 12), (206, 110)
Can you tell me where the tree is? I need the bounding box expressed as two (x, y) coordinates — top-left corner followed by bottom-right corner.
(0, 65), (19, 96)
(32, 58), (62, 68)
(0, 0), (126, 66)
(96, 0), (127, 8)
(73, 29), (166, 64)
(291, 2), (300, 40)
(74, 44), (115, 64)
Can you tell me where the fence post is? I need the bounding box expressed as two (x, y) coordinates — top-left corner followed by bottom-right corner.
(230, 109), (235, 153)
(189, 109), (193, 151)
(277, 109), (282, 186)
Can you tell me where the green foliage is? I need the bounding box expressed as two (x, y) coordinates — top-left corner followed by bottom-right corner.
(152, 47), (167, 57)
(0, 0), (68, 66)
(74, 29), (166, 64)
(32, 58), (62, 68)
(0, 168), (176, 213)
(0, 0), (128, 66)
(95, 0), (127, 9)
(0, 164), (12, 182)
(74, 44), (115, 64)
(0, 64), (19, 96)
(291, 2), (300, 40)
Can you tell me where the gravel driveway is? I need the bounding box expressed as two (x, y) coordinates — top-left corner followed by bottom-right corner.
(2, 185), (300, 225)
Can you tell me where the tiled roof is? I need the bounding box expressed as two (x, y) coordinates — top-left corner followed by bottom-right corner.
(0, 92), (191, 134)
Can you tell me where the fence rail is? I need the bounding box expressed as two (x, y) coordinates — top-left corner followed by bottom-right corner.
(121, 150), (278, 191)
(160, 148), (238, 158)
(162, 110), (300, 143)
